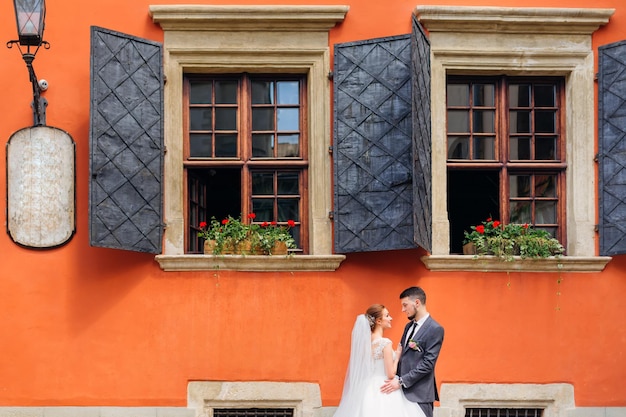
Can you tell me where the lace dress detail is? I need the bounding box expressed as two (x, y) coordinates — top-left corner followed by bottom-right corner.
(372, 337), (391, 360)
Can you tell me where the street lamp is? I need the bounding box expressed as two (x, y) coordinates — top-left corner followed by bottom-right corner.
(7, 0), (50, 126)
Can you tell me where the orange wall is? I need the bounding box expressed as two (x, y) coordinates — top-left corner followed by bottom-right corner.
(0, 0), (624, 409)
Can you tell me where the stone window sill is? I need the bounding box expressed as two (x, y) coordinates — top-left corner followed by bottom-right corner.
(155, 254), (346, 272)
(421, 255), (612, 272)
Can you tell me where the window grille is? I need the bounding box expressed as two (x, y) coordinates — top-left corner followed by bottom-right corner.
(465, 409), (543, 417)
(213, 409), (294, 417)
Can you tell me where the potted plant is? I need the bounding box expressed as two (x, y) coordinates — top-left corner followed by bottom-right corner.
(198, 214), (296, 255)
(463, 218), (564, 261)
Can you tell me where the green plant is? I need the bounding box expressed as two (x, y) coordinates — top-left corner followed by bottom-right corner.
(463, 218), (564, 261)
(198, 214), (296, 255)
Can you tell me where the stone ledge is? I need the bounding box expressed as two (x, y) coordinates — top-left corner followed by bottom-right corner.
(155, 254), (346, 271)
(421, 255), (611, 272)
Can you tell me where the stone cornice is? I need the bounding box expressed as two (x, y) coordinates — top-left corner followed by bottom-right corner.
(150, 5), (349, 31)
(415, 6), (614, 35)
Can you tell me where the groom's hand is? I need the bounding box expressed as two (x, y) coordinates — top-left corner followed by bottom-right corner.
(380, 378), (401, 394)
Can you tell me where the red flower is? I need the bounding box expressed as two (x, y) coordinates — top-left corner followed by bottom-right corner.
(261, 221), (269, 227)
(493, 220), (500, 228)
(271, 220), (277, 226)
(247, 213), (256, 220)
(486, 217), (492, 222)
(523, 223), (529, 229)
(222, 219), (229, 225)
(287, 219), (296, 227)
(476, 225), (485, 234)
(199, 221), (207, 229)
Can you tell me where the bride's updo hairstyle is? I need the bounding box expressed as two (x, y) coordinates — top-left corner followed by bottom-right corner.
(365, 304), (385, 331)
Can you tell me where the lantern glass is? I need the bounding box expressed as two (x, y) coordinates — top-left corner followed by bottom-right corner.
(14, 0), (46, 46)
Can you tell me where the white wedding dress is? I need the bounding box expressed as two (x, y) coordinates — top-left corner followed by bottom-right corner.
(360, 338), (425, 417)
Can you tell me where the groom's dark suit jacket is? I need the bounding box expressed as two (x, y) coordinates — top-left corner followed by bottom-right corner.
(397, 316), (444, 405)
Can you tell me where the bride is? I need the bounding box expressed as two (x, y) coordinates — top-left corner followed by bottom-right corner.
(333, 304), (426, 417)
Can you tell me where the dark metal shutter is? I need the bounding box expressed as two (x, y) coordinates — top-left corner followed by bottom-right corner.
(89, 26), (164, 253)
(598, 40), (626, 256)
(333, 34), (416, 253)
(411, 17), (432, 253)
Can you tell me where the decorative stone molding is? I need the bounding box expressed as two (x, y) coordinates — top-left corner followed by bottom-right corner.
(422, 255), (611, 272)
(155, 254), (346, 272)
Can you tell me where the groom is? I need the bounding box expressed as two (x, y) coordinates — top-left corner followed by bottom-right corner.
(381, 286), (444, 417)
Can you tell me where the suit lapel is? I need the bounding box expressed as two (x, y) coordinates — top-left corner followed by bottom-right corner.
(414, 316), (433, 339)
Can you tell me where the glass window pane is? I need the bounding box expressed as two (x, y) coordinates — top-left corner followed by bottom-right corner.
(510, 201), (532, 223)
(510, 136), (531, 160)
(535, 85), (555, 107)
(277, 108), (299, 131)
(214, 134), (237, 157)
(277, 81), (299, 104)
(252, 81), (274, 104)
(278, 199), (299, 221)
(252, 134), (274, 157)
(535, 110), (555, 133)
(473, 110), (494, 133)
(510, 175), (531, 197)
(509, 111), (530, 133)
(190, 81), (212, 104)
(535, 136), (557, 160)
(473, 136), (495, 159)
(447, 84), (469, 106)
(448, 110), (469, 132)
(252, 108), (274, 131)
(252, 172), (274, 195)
(189, 134), (212, 157)
(448, 136), (469, 159)
(252, 199), (273, 221)
(535, 201), (556, 224)
(215, 80), (237, 104)
(473, 84), (494, 106)
(277, 134), (300, 157)
(509, 84), (531, 107)
(190, 108), (212, 131)
(277, 172), (299, 194)
(215, 108), (237, 130)
(535, 175), (556, 197)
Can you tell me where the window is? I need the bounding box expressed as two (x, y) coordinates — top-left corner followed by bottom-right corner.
(184, 75), (307, 254)
(149, 5), (348, 271)
(415, 6), (613, 271)
(446, 76), (566, 254)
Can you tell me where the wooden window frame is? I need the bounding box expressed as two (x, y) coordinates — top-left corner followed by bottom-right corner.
(183, 74), (309, 254)
(446, 76), (567, 250)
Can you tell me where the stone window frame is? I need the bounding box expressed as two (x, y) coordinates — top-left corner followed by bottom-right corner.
(150, 5), (348, 271)
(438, 383), (574, 417)
(417, 6), (614, 272)
(187, 381), (320, 417)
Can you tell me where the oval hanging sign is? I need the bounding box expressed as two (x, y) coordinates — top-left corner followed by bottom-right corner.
(7, 126), (76, 248)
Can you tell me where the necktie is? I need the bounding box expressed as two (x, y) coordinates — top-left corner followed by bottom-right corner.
(405, 322), (417, 344)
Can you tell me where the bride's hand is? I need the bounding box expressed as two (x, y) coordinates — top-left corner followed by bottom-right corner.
(395, 343), (402, 358)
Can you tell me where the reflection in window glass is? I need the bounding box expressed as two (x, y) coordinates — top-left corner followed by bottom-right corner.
(278, 172), (299, 194)
(215, 134), (237, 157)
(215, 81), (238, 104)
(277, 81), (299, 104)
(252, 108), (274, 131)
(447, 84), (469, 106)
(473, 84), (494, 106)
(448, 136), (469, 159)
(251, 81), (274, 104)
(278, 199), (299, 221)
(252, 199), (273, 221)
(277, 135), (300, 157)
(190, 81), (212, 104)
(509, 84), (530, 107)
(252, 134), (274, 157)
(510, 136), (531, 160)
(473, 137), (495, 160)
(473, 110), (494, 133)
(448, 110), (469, 133)
(189, 134), (212, 157)
(252, 172), (274, 195)
(510, 175), (531, 197)
(277, 108), (299, 131)
(190, 108), (212, 131)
